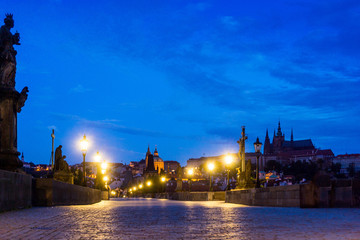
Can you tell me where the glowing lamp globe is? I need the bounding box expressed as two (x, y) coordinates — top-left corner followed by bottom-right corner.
(94, 152), (101, 162)
(225, 155), (233, 165)
(80, 135), (88, 154)
(207, 163), (215, 171)
(101, 162), (108, 170)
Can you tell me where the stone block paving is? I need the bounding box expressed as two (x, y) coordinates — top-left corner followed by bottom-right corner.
(1, 198), (360, 239)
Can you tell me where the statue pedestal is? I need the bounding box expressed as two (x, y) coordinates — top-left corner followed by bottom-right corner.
(54, 171), (74, 184)
(0, 88), (23, 171)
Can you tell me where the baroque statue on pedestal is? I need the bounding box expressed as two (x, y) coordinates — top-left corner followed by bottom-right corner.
(0, 13), (28, 171)
(54, 145), (70, 172)
(0, 13), (20, 88)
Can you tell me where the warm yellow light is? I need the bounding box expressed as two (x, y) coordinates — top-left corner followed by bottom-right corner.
(225, 154), (233, 165)
(101, 169), (106, 174)
(101, 162), (108, 170)
(161, 176), (166, 182)
(139, 184), (143, 189)
(188, 168), (194, 176)
(146, 181), (152, 186)
(207, 162), (215, 171)
(94, 151), (101, 162)
(111, 191), (116, 195)
(133, 187), (137, 191)
(103, 176), (109, 182)
(129, 189), (132, 192)
(80, 134), (88, 153)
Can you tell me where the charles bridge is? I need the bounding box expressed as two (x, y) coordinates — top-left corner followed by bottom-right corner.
(1, 198), (360, 240)
(1, 12), (360, 240)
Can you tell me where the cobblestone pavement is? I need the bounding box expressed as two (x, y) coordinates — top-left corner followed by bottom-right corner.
(1, 198), (360, 240)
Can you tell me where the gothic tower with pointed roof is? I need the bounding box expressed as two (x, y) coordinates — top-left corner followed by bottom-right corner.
(264, 129), (271, 155)
(264, 122), (315, 158)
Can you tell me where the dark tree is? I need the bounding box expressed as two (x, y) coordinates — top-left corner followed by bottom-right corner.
(265, 160), (282, 173)
(330, 162), (342, 175)
(347, 163), (355, 178)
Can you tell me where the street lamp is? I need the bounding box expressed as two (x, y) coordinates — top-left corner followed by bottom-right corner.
(207, 163), (215, 191)
(146, 180), (152, 187)
(103, 175), (109, 182)
(254, 137), (262, 188)
(160, 176), (166, 193)
(187, 168), (194, 192)
(139, 184), (143, 189)
(224, 154), (233, 190)
(95, 151), (104, 190)
(80, 134), (88, 186)
(94, 151), (101, 162)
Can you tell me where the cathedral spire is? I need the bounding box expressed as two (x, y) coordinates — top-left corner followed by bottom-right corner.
(277, 121), (282, 136)
(264, 128), (271, 155)
(291, 128), (294, 141)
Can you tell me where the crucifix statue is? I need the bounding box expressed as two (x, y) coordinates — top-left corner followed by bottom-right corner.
(236, 126), (247, 188)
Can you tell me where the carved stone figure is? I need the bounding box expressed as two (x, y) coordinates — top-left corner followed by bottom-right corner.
(54, 145), (70, 172)
(16, 86), (28, 112)
(0, 13), (28, 171)
(0, 13), (20, 88)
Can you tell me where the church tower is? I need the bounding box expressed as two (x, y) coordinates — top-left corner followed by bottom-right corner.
(145, 145), (151, 169)
(272, 121), (285, 153)
(264, 129), (271, 155)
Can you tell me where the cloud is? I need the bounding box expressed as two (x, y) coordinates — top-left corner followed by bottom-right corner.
(50, 112), (200, 140)
(69, 84), (92, 93)
(221, 16), (239, 30)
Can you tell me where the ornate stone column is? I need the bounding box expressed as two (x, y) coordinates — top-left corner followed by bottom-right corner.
(0, 87), (28, 170)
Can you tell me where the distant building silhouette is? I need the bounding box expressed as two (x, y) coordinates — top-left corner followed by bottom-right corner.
(263, 121), (333, 165)
(264, 121), (315, 155)
(144, 145), (158, 177)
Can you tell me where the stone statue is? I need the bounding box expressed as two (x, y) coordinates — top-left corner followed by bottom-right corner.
(0, 13), (20, 88)
(54, 145), (70, 172)
(0, 13), (28, 171)
(16, 86), (28, 112)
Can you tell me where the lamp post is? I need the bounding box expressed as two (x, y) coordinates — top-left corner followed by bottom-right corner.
(160, 176), (166, 192)
(187, 168), (194, 192)
(254, 137), (262, 188)
(207, 163), (215, 191)
(80, 134), (88, 186)
(95, 151), (103, 190)
(224, 154), (233, 190)
(103, 175), (109, 192)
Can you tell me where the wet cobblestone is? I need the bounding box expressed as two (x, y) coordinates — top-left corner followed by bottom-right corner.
(1, 198), (360, 239)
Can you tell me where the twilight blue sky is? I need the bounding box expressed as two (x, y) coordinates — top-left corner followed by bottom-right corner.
(3, 0), (360, 166)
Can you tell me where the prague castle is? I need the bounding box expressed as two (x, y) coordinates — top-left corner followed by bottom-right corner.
(264, 121), (315, 155)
